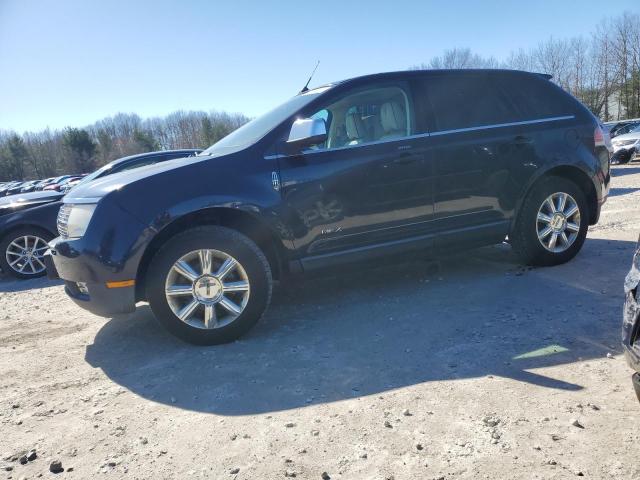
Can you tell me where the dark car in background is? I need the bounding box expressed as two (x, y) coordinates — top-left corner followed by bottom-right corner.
(60, 148), (201, 194)
(19, 180), (47, 193)
(43, 175), (86, 192)
(0, 182), (21, 197)
(2, 182), (29, 197)
(0, 191), (64, 278)
(623, 236), (640, 402)
(1, 149), (200, 279)
(47, 69), (611, 345)
(34, 176), (67, 191)
(36, 175), (73, 192)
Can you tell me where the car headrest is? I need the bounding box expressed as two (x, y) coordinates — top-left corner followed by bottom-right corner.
(380, 101), (407, 133)
(345, 111), (366, 140)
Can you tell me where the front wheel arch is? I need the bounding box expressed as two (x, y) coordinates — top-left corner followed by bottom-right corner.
(136, 207), (284, 301)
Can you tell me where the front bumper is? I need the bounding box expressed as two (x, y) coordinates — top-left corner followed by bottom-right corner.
(633, 373), (640, 402)
(622, 244), (640, 401)
(44, 200), (151, 318)
(45, 243), (136, 317)
(622, 289), (640, 371)
(612, 144), (638, 162)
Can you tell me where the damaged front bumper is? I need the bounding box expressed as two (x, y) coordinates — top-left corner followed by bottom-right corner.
(622, 237), (640, 401)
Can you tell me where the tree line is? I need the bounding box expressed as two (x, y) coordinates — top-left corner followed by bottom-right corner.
(1, 11), (638, 182)
(412, 11), (640, 122)
(0, 110), (248, 181)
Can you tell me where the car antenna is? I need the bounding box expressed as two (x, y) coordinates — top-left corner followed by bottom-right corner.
(299, 61), (320, 94)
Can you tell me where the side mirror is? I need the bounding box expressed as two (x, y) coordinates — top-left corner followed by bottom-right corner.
(285, 118), (327, 154)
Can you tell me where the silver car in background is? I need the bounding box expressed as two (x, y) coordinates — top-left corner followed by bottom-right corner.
(611, 125), (640, 164)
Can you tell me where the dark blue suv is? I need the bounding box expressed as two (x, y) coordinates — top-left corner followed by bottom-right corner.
(46, 69), (611, 345)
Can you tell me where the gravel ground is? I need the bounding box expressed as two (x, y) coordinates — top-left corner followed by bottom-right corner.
(1, 165), (640, 480)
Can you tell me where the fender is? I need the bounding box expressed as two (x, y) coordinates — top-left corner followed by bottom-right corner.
(509, 158), (600, 233)
(0, 201), (61, 239)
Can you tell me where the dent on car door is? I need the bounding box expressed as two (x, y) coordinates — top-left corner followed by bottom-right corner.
(277, 82), (435, 261)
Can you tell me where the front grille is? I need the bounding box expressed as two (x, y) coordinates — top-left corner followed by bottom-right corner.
(57, 204), (71, 238)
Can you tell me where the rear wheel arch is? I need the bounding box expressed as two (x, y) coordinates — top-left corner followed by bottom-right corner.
(512, 165), (598, 233)
(136, 207), (285, 300)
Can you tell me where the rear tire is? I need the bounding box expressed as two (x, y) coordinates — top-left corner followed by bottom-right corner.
(146, 226), (272, 345)
(511, 176), (589, 266)
(0, 227), (53, 279)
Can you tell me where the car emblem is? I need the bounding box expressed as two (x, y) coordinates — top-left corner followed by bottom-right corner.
(272, 171), (281, 192)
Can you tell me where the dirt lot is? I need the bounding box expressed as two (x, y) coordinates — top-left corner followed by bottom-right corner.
(1, 166), (640, 480)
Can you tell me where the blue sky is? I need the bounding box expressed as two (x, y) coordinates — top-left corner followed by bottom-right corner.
(0, 0), (638, 133)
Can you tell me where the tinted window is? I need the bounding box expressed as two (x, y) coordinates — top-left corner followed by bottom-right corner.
(498, 75), (576, 119)
(111, 153), (188, 174)
(309, 84), (414, 150)
(112, 157), (159, 174)
(424, 74), (520, 131)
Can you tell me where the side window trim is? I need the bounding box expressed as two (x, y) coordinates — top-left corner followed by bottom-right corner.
(297, 114), (575, 156)
(301, 131), (426, 155)
(428, 115), (576, 137)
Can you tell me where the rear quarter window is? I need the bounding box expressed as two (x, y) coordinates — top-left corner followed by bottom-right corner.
(423, 74), (523, 132)
(498, 74), (578, 119)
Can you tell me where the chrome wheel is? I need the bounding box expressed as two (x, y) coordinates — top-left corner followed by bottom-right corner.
(5, 235), (49, 275)
(536, 192), (581, 253)
(164, 249), (250, 329)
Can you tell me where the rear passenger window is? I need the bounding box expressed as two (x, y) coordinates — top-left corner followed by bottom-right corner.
(424, 74), (522, 132)
(498, 75), (576, 119)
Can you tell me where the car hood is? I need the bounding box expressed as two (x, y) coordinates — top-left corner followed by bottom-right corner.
(613, 131), (640, 143)
(63, 152), (231, 202)
(0, 190), (63, 215)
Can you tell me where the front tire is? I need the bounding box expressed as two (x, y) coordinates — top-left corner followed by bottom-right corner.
(511, 176), (589, 266)
(146, 226), (272, 345)
(0, 227), (53, 279)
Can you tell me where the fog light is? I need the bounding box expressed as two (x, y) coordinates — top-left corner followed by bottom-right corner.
(76, 282), (89, 295)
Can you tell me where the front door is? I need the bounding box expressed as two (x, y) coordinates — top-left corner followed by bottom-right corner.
(277, 82), (435, 265)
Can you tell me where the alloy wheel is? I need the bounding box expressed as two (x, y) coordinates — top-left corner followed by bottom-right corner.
(164, 249), (250, 329)
(5, 235), (49, 276)
(536, 192), (581, 253)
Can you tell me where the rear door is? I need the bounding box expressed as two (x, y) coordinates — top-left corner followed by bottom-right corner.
(421, 73), (536, 247)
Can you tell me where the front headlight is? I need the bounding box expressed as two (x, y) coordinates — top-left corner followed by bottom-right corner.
(57, 203), (97, 238)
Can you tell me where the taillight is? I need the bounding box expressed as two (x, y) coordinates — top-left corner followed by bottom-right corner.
(594, 125), (612, 151)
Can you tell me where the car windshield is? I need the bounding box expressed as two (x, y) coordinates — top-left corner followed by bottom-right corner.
(69, 163), (113, 189)
(200, 86), (332, 156)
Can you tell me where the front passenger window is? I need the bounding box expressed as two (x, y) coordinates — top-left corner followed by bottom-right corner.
(309, 85), (412, 150)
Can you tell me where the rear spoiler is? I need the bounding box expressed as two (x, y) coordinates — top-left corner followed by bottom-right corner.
(536, 73), (553, 80)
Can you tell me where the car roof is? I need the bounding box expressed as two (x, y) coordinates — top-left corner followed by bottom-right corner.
(313, 68), (549, 91)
